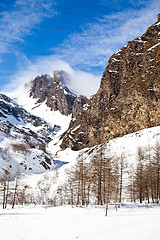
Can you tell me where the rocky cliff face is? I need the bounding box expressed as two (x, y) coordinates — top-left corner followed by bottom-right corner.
(61, 16), (160, 150)
(29, 71), (88, 116)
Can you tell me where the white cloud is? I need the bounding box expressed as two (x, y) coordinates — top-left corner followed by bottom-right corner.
(0, 0), (56, 55)
(52, 0), (160, 72)
(3, 56), (100, 97)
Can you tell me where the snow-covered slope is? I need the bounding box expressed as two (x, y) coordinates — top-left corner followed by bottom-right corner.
(24, 125), (160, 191)
(48, 125), (160, 166)
(0, 119), (58, 176)
(0, 92), (60, 178)
(0, 93), (54, 138)
(0, 122), (57, 179)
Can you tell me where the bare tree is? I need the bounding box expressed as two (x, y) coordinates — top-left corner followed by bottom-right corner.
(12, 169), (21, 209)
(118, 153), (127, 203)
(153, 141), (160, 203)
(135, 147), (146, 203)
(127, 164), (136, 203)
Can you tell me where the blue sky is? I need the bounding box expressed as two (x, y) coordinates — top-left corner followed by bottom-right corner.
(0, 0), (159, 96)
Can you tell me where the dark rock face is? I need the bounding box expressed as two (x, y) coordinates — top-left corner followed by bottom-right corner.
(61, 17), (160, 150)
(29, 71), (88, 116)
(0, 93), (53, 140)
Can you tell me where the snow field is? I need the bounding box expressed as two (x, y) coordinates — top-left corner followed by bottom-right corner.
(0, 205), (160, 240)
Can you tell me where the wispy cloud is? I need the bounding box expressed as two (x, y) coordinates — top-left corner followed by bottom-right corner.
(3, 56), (100, 97)
(0, 0), (56, 55)
(53, 0), (160, 73)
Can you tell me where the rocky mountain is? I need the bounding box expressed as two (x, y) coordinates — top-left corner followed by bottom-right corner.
(0, 70), (88, 177)
(29, 71), (88, 117)
(0, 93), (58, 177)
(61, 15), (160, 150)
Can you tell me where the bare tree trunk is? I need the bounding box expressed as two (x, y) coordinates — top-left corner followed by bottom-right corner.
(153, 142), (160, 203)
(87, 183), (90, 206)
(76, 176), (80, 206)
(2, 181), (6, 209)
(12, 176), (19, 209)
(105, 182), (110, 216)
(157, 166), (160, 203)
(119, 154), (126, 203)
(81, 154), (85, 206)
(5, 177), (10, 209)
(97, 146), (104, 205)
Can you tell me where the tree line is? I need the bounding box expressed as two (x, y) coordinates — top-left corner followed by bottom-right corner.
(58, 142), (160, 207)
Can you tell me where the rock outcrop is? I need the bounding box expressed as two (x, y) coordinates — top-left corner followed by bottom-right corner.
(61, 15), (160, 150)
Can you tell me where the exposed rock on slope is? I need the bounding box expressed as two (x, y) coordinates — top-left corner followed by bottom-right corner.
(0, 93), (57, 176)
(29, 71), (88, 116)
(0, 93), (53, 139)
(61, 16), (160, 150)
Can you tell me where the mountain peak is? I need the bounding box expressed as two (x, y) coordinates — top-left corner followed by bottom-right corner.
(29, 71), (87, 116)
(53, 70), (70, 85)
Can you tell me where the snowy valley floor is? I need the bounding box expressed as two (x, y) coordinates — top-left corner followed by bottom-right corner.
(0, 204), (160, 240)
